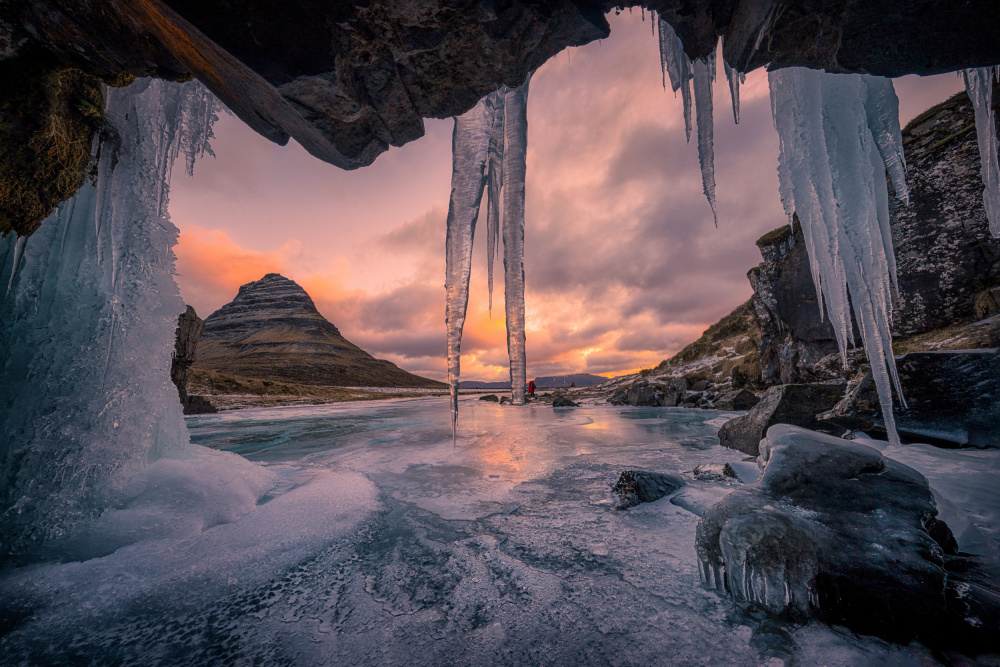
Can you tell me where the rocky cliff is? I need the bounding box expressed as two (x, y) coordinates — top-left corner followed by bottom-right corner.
(750, 90), (1000, 386)
(193, 273), (445, 388)
(170, 305), (217, 414)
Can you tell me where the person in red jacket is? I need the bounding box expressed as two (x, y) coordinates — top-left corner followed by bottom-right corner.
(527, 379), (536, 397)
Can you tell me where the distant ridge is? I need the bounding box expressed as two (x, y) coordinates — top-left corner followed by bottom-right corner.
(533, 373), (608, 388)
(193, 274), (445, 388)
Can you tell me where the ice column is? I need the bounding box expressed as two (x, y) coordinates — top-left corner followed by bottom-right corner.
(0, 79), (219, 556)
(502, 82), (529, 407)
(962, 67), (1000, 237)
(768, 68), (908, 445)
(444, 78), (530, 433)
(657, 19), (718, 225)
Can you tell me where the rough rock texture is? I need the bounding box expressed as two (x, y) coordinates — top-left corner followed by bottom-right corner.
(627, 383), (660, 407)
(479, 394), (500, 402)
(193, 273), (445, 388)
(612, 470), (684, 510)
(552, 396), (579, 407)
(823, 350), (1000, 448)
(750, 91), (1000, 385)
(713, 389), (759, 411)
(697, 424), (998, 651)
(170, 306), (217, 415)
(717, 383), (846, 456)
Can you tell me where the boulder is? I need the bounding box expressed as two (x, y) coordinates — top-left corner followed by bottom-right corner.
(717, 383), (846, 456)
(690, 379), (709, 391)
(696, 425), (998, 651)
(552, 396), (579, 408)
(627, 383), (659, 407)
(479, 394), (499, 402)
(659, 390), (682, 407)
(612, 470), (685, 510)
(822, 350), (1000, 447)
(608, 387), (629, 405)
(713, 389), (760, 411)
(499, 396), (510, 405)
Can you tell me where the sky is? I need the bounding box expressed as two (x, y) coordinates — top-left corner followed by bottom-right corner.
(169, 11), (965, 383)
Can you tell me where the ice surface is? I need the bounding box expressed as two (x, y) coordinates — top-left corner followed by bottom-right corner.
(445, 79), (531, 420)
(1, 399), (962, 664)
(0, 79), (266, 560)
(658, 19), (718, 225)
(768, 68), (908, 445)
(962, 66), (1000, 237)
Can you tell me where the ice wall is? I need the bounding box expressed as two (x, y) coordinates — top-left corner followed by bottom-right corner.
(0, 79), (268, 561)
(445, 78), (530, 432)
(768, 69), (909, 445)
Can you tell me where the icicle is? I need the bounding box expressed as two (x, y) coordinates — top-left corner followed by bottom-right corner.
(692, 53), (718, 226)
(768, 68), (909, 445)
(444, 98), (495, 441)
(486, 89), (506, 317)
(503, 76), (530, 406)
(962, 67), (1000, 237)
(724, 59), (742, 124)
(5, 235), (25, 297)
(658, 19), (694, 141)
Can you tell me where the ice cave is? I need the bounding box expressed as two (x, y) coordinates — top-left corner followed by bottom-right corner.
(1, 1), (999, 665)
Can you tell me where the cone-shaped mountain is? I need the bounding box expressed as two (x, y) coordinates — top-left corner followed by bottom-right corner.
(193, 274), (444, 388)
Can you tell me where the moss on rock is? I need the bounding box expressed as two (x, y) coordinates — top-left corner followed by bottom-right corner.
(0, 50), (104, 239)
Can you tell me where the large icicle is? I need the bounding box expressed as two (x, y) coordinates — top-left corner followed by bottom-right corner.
(502, 77), (530, 406)
(486, 90), (506, 316)
(693, 52), (718, 226)
(0, 79), (254, 558)
(444, 96), (497, 439)
(658, 19), (718, 225)
(962, 67), (1000, 237)
(444, 78), (531, 432)
(724, 59), (744, 124)
(768, 68), (908, 445)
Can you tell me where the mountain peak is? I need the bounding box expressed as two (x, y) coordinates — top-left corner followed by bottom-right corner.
(195, 275), (445, 388)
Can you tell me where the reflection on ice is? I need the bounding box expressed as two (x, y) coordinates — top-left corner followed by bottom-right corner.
(0, 398), (984, 665)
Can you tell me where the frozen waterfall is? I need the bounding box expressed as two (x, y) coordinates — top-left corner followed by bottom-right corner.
(0, 79), (269, 561)
(963, 67), (1000, 237)
(768, 69), (909, 446)
(445, 77), (531, 434)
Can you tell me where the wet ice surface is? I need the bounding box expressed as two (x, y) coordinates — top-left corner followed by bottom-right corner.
(0, 399), (951, 665)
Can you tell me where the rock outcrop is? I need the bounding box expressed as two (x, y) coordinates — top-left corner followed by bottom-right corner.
(717, 383), (846, 456)
(193, 273), (445, 388)
(697, 425), (998, 651)
(170, 306), (217, 414)
(612, 470), (684, 510)
(823, 350), (1000, 448)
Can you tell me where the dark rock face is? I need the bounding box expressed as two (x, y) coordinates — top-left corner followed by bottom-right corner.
(890, 91), (1000, 336)
(750, 92), (1000, 386)
(479, 394), (500, 402)
(627, 384), (660, 407)
(696, 424), (998, 650)
(717, 383), (846, 456)
(194, 273), (445, 388)
(713, 389), (759, 411)
(552, 396), (579, 407)
(612, 470), (684, 510)
(170, 306), (217, 415)
(824, 350), (1000, 448)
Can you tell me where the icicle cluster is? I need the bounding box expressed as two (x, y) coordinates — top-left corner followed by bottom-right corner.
(656, 20), (744, 226)
(0, 78), (218, 553)
(445, 77), (530, 437)
(768, 68), (909, 445)
(962, 67), (1000, 238)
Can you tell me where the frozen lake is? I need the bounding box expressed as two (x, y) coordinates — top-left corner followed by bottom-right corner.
(0, 398), (965, 665)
